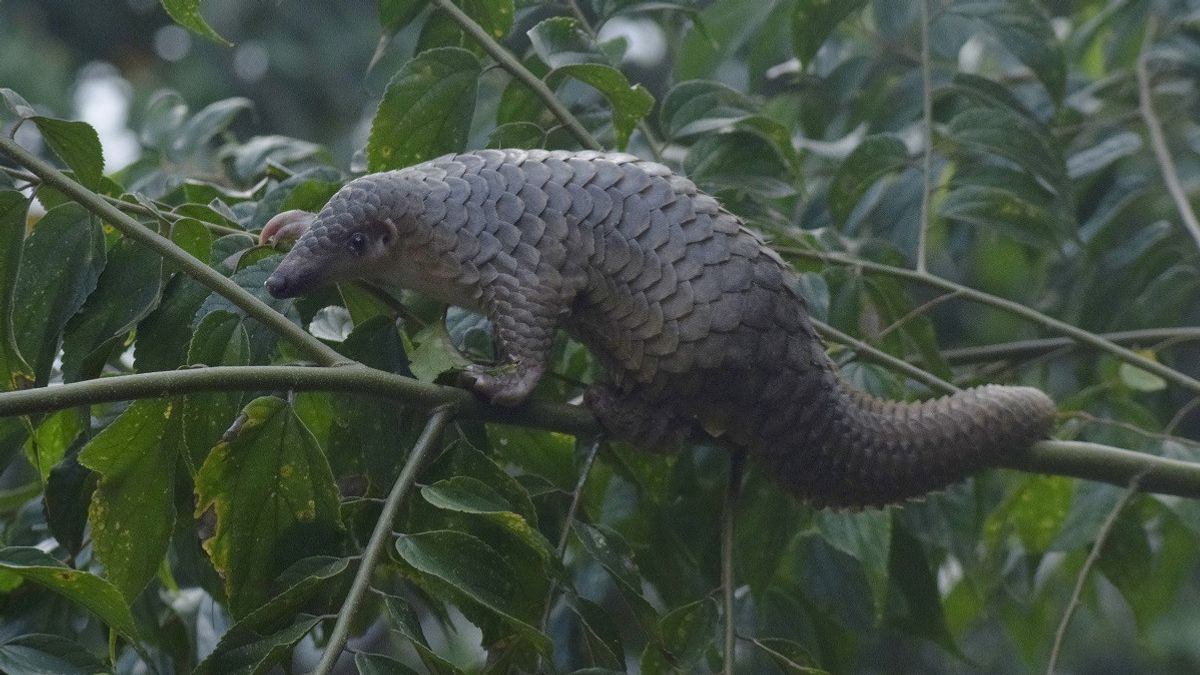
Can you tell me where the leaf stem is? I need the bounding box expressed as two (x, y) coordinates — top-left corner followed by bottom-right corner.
(780, 247), (1200, 395)
(722, 448), (745, 675)
(539, 434), (603, 634)
(1136, 17), (1200, 253)
(312, 405), (455, 675)
(1045, 474), (1142, 675)
(0, 134), (347, 367)
(917, 0), (934, 272)
(433, 0), (604, 151)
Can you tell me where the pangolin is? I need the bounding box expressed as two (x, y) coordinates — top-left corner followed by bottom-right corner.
(262, 149), (1055, 507)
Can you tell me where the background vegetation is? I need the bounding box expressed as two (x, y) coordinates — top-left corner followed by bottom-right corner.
(3, 0), (1200, 673)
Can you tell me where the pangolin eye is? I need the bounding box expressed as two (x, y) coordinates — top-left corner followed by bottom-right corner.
(348, 232), (368, 255)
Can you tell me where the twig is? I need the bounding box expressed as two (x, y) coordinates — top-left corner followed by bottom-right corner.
(1166, 397), (1200, 435)
(934, 328), (1200, 365)
(0, 134), (348, 367)
(1136, 17), (1200, 253)
(813, 318), (957, 394)
(434, 0), (603, 151)
(917, 0), (935, 272)
(873, 290), (961, 344)
(1045, 474), (1143, 674)
(312, 406), (454, 675)
(722, 449), (746, 675)
(780, 247), (1200, 396)
(539, 435), (603, 632)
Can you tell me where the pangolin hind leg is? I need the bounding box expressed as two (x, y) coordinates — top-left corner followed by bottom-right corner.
(584, 381), (691, 453)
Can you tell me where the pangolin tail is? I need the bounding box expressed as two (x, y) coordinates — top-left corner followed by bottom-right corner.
(774, 382), (1056, 508)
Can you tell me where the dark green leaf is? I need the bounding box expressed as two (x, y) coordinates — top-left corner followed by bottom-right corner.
(947, 107), (1067, 195)
(571, 521), (658, 625)
(547, 64), (654, 149)
(195, 396), (343, 617)
(527, 16), (607, 67)
(661, 80), (798, 172)
(182, 311), (251, 469)
(60, 239), (164, 382)
(380, 0), (426, 33)
(134, 275), (212, 373)
(0, 547), (140, 641)
(367, 47), (481, 172)
(12, 204), (105, 385)
(194, 615), (322, 675)
(159, 0), (233, 45)
(653, 598), (718, 669)
(174, 97), (254, 158)
(829, 135), (910, 225)
(0, 191), (32, 392)
(422, 476), (513, 514)
(886, 527), (957, 655)
(487, 122), (546, 149)
(0, 634), (108, 675)
(382, 593), (467, 675)
(356, 652), (422, 675)
(749, 637), (826, 674)
(78, 398), (181, 601)
(791, 0), (868, 64)
(564, 594), (625, 669)
(31, 116), (104, 190)
(394, 530), (551, 651)
(44, 449), (95, 558)
(814, 510), (891, 616)
(949, 0), (1066, 100)
(1067, 131), (1142, 179)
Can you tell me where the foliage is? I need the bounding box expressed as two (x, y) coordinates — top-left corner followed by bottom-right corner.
(1, 1), (1200, 674)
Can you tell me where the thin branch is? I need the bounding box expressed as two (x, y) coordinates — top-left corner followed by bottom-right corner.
(0, 135), (348, 367)
(935, 328), (1200, 365)
(813, 318), (957, 394)
(873, 290), (961, 344)
(722, 449), (746, 675)
(312, 405), (454, 675)
(1136, 17), (1200, 253)
(434, 0), (604, 152)
(1046, 474), (1143, 675)
(539, 435), (603, 633)
(917, 0), (934, 273)
(780, 247), (1200, 396)
(1166, 397), (1200, 435)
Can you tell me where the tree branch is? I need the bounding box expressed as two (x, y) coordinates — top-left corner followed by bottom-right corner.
(312, 406), (454, 675)
(0, 134), (348, 367)
(780, 247), (1200, 395)
(433, 0), (604, 152)
(1, 365), (1199, 498)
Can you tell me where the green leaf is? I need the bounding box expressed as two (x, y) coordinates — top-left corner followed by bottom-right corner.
(394, 530), (552, 652)
(947, 107), (1067, 195)
(791, 0), (868, 64)
(886, 527), (957, 655)
(380, 0), (426, 33)
(0, 191), (33, 392)
(174, 96), (254, 158)
(0, 547), (141, 642)
(30, 117), (104, 190)
(829, 135), (910, 225)
(528, 17), (606, 67)
(382, 592), (467, 675)
(134, 275), (211, 373)
(159, 0), (233, 46)
(487, 425), (577, 490)
(939, 183), (1061, 246)
(13, 205), (106, 385)
(356, 652), (423, 675)
(26, 408), (86, 482)
(547, 64), (654, 149)
(195, 396), (344, 617)
(182, 311), (251, 469)
(949, 0), (1066, 101)
(563, 594), (625, 669)
(487, 121), (546, 149)
(814, 509), (891, 616)
(422, 476), (513, 513)
(0, 633), (108, 675)
(43, 450), (95, 558)
(661, 80), (798, 172)
(650, 598), (718, 670)
(1119, 356), (1167, 392)
(421, 476), (554, 561)
(78, 398), (181, 602)
(571, 521), (658, 625)
(194, 615), (322, 675)
(367, 47), (481, 172)
(1067, 131), (1142, 179)
(749, 637), (826, 673)
(60, 238), (165, 382)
